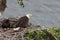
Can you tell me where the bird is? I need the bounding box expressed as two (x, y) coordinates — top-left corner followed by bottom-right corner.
(13, 14), (32, 30)
(0, 0), (7, 17)
(2, 19), (10, 30)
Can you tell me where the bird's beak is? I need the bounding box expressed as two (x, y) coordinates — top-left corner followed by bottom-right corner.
(29, 14), (32, 17)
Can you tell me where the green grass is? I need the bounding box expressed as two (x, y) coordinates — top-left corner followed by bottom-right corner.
(26, 27), (60, 40)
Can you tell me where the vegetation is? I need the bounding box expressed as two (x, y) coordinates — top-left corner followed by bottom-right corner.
(18, 0), (24, 8)
(26, 27), (60, 40)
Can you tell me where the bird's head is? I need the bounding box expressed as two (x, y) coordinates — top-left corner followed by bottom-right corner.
(26, 13), (32, 18)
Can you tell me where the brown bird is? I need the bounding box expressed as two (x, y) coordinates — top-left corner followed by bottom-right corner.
(13, 14), (32, 30)
(2, 19), (10, 30)
(0, 0), (7, 16)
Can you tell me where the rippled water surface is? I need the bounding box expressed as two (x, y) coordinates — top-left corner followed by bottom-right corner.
(3, 0), (60, 27)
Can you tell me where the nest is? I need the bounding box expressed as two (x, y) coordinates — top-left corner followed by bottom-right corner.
(0, 18), (41, 40)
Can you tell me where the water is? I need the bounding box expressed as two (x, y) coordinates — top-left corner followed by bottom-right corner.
(3, 0), (60, 27)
